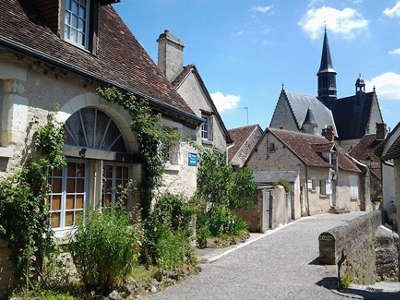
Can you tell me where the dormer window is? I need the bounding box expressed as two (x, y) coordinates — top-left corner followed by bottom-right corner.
(64, 0), (91, 49)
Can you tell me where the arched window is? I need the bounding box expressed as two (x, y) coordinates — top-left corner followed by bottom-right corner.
(64, 107), (127, 152)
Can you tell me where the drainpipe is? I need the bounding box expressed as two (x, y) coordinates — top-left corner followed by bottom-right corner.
(226, 143), (235, 165)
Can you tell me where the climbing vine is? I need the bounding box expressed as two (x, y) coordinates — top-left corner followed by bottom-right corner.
(97, 87), (178, 218)
(0, 113), (66, 287)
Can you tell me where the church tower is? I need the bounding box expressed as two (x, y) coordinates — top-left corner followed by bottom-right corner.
(317, 28), (337, 109)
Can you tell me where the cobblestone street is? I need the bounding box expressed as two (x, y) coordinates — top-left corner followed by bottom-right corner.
(147, 213), (366, 300)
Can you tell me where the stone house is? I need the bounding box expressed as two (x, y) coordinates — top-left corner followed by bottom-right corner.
(157, 30), (231, 154)
(245, 127), (364, 216)
(0, 0), (210, 237)
(228, 124), (263, 168)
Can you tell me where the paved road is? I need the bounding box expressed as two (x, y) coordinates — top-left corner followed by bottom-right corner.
(147, 212), (367, 300)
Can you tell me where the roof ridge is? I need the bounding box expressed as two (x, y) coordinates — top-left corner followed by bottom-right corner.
(229, 124), (259, 132)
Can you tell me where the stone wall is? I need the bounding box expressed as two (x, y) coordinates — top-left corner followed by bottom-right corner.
(234, 190), (263, 232)
(0, 239), (14, 298)
(319, 211), (382, 284)
(374, 226), (399, 281)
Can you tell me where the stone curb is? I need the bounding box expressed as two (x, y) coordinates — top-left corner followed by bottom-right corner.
(202, 215), (318, 264)
(331, 289), (365, 299)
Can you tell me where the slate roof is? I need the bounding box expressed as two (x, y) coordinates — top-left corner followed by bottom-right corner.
(350, 134), (382, 179)
(0, 0), (200, 123)
(269, 128), (360, 173)
(172, 64), (232, 143)
(318, 28), (336, 74)
(283, 90), (337, 136)
(228, 124), (261, 161)
(332, 92), (378, 140)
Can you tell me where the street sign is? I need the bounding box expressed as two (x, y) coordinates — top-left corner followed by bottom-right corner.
(188, 152), (198, 166)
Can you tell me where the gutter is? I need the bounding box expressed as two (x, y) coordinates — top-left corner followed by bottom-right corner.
(0, 36), (203, 126)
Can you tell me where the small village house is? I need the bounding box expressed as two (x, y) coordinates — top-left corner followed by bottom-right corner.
(0, 0), (214, 235)
(245, 127), (365, 216)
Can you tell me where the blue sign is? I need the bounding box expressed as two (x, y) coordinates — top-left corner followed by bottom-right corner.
(188, 152), (198, 166)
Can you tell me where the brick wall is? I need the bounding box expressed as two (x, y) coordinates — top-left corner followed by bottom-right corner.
(0, 239), (14, 298)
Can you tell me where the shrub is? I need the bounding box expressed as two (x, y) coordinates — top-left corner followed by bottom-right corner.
(209, 205), (248, 236)
(196, 224), (211, 249)
(141, 194), (196, 269)
(152, 193), (192, 233)
(197, 148), (256, 211)
(155, 226), (196, 270)
(275, 179), (291, 193)
(70, 210), (143, 294)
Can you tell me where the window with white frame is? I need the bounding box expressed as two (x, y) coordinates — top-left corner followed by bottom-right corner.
(102, 164), (130, 208)
(64, 0), (91, 49)
(201, 113), (212, 141)
(48, 161), (86, 230)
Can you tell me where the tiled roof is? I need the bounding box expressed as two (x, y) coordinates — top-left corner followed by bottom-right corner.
(0, 1), (198, 120)
(350, 134), (382, 179)
(228, 124), (261, 161)
(333, 92), (379, 140)
(269, 128), (360, 173)
(283, 90), (337, 136)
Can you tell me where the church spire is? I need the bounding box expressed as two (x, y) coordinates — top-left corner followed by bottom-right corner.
(317, 27), (337, 108)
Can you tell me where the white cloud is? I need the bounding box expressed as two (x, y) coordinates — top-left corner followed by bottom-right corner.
(365, 72), (400, 101)
(210, 92), (240, 113)
(389, 48), (400, 55)
(249, 5), (273, 14)
(384, 1), (400, 18)
(298, 6), (368, 40)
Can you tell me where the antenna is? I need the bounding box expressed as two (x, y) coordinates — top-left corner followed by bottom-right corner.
(240, 107), (249, 125)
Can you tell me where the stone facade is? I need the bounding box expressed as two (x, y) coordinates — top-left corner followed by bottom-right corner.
(175, 71), (227, 153)
(318, 211), (382, 284)
(246, 130), (361, 216)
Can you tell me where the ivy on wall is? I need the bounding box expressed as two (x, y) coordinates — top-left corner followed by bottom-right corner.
(97, 87), (178, 219)
(0, 113), (66, 287)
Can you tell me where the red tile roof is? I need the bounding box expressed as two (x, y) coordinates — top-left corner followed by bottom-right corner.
(0, 1), (198, 121)
(350, 134), (382, 179)
(228, 124), (261, 161)
(269, 129), (361, 173)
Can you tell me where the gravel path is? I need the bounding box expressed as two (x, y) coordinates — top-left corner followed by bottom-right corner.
(147, 212), (366, 300)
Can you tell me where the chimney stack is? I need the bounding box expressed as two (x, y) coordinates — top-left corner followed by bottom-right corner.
(157, 30), (184, 82)
(322, 126), (335, 142)
(376, 123), (388, 141)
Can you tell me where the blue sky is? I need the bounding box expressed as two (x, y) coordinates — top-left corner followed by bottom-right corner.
(116, 0), (400, 131)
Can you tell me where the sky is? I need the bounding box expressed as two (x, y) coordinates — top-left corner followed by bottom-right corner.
(115, 0), (400, 131)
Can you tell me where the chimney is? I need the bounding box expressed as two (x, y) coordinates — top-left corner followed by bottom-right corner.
(376, 123), (388, 141)
(322, 126), (335, 142)
(157, 30), (184, 82)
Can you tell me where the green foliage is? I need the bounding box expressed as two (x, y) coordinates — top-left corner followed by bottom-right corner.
(70, 210), (143, 294)
(155, 226), (196, 271)
(275, 179), (291, 193)
(340, 273), (351, 289)
(141, 194), (196, 269)
(209, 205), (248, 236)
(197, 148), (256, 210)
(97, 87), (179, 219)
(152, 194), (193, 232)
(0, 113), (65, 287)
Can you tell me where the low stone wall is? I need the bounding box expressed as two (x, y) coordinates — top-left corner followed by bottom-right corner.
(318, 211), (382, 284)
(234, 190), (263, 232)
(0, 239), (14, 298)
(375, 226), (399, 281)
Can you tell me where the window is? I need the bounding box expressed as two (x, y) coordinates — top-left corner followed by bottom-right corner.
(48, 161), (86, 230)
(102, 164), (130, 208)
(65, 108), (127, 152)
(268, 142), (276, 153)
(312, 180), (317, 191)
(319, 180), (326, 196)
(64, 0), (90, 49)
(201, 113), (212, 141)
